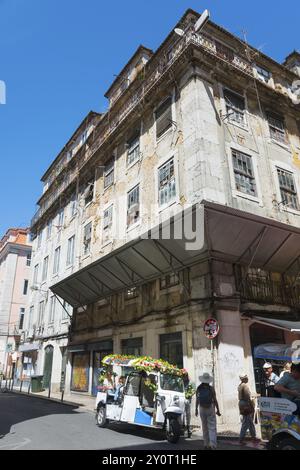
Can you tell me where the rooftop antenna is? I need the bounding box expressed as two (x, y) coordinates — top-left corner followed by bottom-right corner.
(174, 9), (210, 37)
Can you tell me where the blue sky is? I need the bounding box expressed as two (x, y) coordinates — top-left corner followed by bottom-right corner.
(0, 0), (299, 235)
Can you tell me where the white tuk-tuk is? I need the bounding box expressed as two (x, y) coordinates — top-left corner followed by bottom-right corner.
(95, 355), (188, 443)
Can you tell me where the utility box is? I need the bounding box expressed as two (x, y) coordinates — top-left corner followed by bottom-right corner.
(31, 375), (44, 393)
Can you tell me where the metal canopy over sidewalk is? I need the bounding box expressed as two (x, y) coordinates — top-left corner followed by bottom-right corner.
(248, 316), (300, 333)
(50, 201), (300, 308)
(205, 202), (300, 273)
(51, 205), (206, 308)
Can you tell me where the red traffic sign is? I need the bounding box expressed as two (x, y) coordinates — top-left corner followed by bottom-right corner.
(204, 318), (220, 339)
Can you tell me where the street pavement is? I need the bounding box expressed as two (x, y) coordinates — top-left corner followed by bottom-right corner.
(0, 392), (263, 450)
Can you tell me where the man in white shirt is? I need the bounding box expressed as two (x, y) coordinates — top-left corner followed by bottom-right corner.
(262, 363), (279, 397)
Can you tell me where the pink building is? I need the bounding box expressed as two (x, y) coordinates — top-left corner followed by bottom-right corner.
(0, 228), (32, 379)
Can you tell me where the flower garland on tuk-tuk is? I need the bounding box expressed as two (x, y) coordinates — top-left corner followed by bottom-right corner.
(99, 354), (189, 392)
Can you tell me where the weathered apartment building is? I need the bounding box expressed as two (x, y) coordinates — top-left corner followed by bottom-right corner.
(21, 112), (101, 391)
(0, 228), (31, 379)
(25, 9), (300, 428)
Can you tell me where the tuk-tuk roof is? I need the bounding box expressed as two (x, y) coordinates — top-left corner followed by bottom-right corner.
(102, 354), (188, 377)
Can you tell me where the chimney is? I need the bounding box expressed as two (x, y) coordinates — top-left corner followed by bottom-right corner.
(283, 50), (300, 77)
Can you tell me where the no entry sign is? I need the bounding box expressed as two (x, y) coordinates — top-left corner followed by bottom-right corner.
(204, 318), (220, 340)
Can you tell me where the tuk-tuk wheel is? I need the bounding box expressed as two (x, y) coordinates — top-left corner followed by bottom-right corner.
(277, 437), (300, 450)
(96, 406), (107, 428)
(166, 418), (181, 444)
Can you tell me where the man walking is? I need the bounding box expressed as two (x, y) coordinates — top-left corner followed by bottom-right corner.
(195, 372), (221, 450)
(238, 373), (259, 445)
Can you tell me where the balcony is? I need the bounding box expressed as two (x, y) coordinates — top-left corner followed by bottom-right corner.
(30, 28), (257, 231)
(238, 275), (300, 311)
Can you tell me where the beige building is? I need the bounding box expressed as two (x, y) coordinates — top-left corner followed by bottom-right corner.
(29, 9), (300, 429)
(0, 228), (32, 379)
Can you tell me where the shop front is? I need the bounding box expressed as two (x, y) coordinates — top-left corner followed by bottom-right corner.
(88, 340), (113, 396)
(19, 343), (40, 384)
(70, 347), (90, 393)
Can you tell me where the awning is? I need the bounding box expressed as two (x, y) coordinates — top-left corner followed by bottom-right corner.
(51, 205), (206, 308)
(204, 201), (300, 272)
(19, 343), (40, 352)
(249, 316), (300, 333)
(50, 201), (300, 308)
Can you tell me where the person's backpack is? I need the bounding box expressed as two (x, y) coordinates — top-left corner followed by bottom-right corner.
(197, 384), (214, 408)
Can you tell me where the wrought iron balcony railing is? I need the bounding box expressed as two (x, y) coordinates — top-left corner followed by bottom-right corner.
(239, 276), (300, 310)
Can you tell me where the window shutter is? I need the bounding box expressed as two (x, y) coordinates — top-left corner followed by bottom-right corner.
(155, 97), (172, 138)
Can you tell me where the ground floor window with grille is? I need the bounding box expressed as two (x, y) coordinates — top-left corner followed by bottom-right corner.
(158, 158), (176, 206)
(127, 185), (140, 226)
(232, 149), (257, 197)
(277, 168), (299, 210)
(121, 337), (143, 356)
(160, 332), (183, 369)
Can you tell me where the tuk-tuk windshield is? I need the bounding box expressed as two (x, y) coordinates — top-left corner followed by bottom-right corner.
(160, 374), (184, 393)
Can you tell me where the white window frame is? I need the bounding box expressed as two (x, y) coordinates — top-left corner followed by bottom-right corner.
(266, 112), (288, 147)
(66, 235), (75, 267)
(33, 264), (39, 284)
(127, 184), (140, 228)
(38, 301), (45, 327)
(126, 133), (141, 168)
(272, 161), (300, 215)
(104, 158), (115, 190)
(83, 222), (92, 256)
(49, 296), (56, 324)
(220, 86), (248, 130)
(102, 204), (114, 245)
(155, 152), (179, 212)
(254, 64), (272, 85)
(46, 219), (52, 239)
(42, 256), (49, 283)
(53, 246), (61, 275)
(227, 143), (262, 205)
(70, 193), (78, 218)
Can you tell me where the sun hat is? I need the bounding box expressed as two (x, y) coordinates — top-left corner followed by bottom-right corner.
(199, 372), (213, 384)
(263, 363), (272, 369)
(239, 372), (248, 380)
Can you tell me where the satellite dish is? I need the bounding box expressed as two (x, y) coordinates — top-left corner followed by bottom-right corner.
(174, 28), (185, 37)
(194, 9), (210, 33)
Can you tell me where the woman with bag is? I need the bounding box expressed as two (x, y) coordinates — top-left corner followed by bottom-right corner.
(238, 373), (259, 445)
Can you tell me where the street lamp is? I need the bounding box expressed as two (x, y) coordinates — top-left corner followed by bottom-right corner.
(174, 9), (210, 37)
